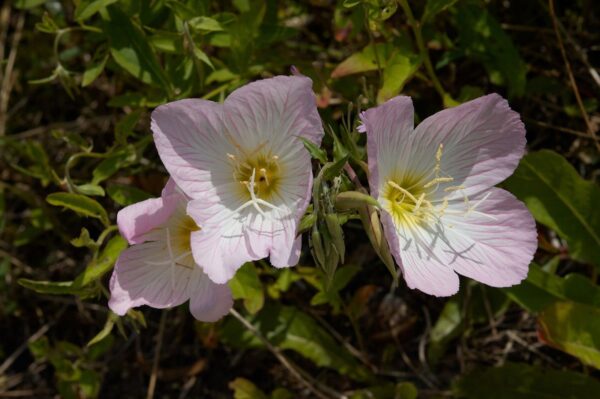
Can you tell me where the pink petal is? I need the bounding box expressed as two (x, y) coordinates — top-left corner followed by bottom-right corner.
(189, 277), (233, 322)
(108, 242), (194, 315)
(412, 94), (526, 197)
(440, 187), (537, 287)
(381, 212), (460, 296)
(223, 75), (324, 149)
(117, 195), (178, 245)
(358, 96), (414, 197)
(152, 99), (232, 199)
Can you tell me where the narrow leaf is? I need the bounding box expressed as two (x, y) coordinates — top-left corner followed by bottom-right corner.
(46, 192), (109, 226)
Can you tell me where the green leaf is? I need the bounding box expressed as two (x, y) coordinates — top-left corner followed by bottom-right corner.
(504, 150), (600, 267)
(70, 228), (97, 249)
(332, 43), (390, 78)
(75, 183), (105, 197)
(454, 5), (527, 97)
(229, 378), (268, 399)
(46, 192), (109, 226)
(14, 0), (46, 10)
(300, 137), (327, 164)
(322, 155), (349, 181)
(422, 0), (459, 22)
(377, 53), (421, 103)
(335, 191), (380, 210)
(92, 146), (136, 185)
(504, 263), (600, 312)
(191, 44), (215, 69)
(18, 279), (95, 297)
(188, 16), (224, 32)
(428, 296), (462, 363)
(221, 304), (373, 382)
(538, 301), (600, 369)
(115, 109), (143, 144)
(228, 263), (264, 314)
(107, 184), (153, 206)
(82, 52), (109, 87)
(75, 0), (118, 21)
(87, 312), (117, 347)
(103, 7), (171, 90)
(73, 236), (127, 287)
(453, 362), (600, 399)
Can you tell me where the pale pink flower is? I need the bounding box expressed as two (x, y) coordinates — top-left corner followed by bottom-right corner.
(359, 94), (537, 296)
(152, 76), (324, 284)
(109, 179), (233, 321)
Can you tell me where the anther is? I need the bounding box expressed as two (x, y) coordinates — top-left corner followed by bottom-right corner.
(423, 176), (454, 189)
(227, 153), (236, 160)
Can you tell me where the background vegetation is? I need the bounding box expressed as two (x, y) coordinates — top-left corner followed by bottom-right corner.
(0, 0), (599, 398)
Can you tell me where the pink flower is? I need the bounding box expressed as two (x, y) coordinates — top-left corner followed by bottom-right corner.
(108, 179), (233, 321)
(152, 76), (324, 284)
(359, 94), (537, 296)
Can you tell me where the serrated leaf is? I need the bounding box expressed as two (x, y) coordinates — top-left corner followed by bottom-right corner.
(103, 7), (171, 90)
(46, 192), (109, 226)
(538, 301), (600, 369)
(453, 362), (600, 399)
(504, 150), (600, 267)
(228, 263), (264, 314)
(70, 228), (97, 249)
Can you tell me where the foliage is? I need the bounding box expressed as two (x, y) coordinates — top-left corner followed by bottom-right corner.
(0, 0), (599, 397)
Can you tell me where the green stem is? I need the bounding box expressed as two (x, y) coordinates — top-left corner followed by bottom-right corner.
(398, 0), (447, 101)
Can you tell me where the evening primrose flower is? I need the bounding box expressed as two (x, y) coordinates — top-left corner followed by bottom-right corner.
(359, 94), (537, 296)
(108, 179), (233, 321)
(152, 76), (324, 284)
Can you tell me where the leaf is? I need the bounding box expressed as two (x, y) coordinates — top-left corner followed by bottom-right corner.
(75, 183), (105, 197)
(73, 236), (127, 288)
(92, 146), (136, 185)
(188, 16), (224, 32)
(70, 228), (97, 249)
(103, 7), (171, 90)
(115, 109), (143, 144)
(453, 362), (600, 399)
(422, 0), (459, 22)
(300, 137), (327, 164)
(428, 296), (463, 363)
(107, 184), (152, 206)
(454, 5), (527, 97)
(221, 304), (373, 382)
(82, 52), (109, 87)
(46, 192), (109, 226)
(332, 43), (390, 78)
(87, 312), (117, 347)
(75, 0), (118, 21)
(504, 150), (600, 267)
(18, 279), (95, 297)
(335, 191), (381, 210)
(191, 44), (215, 69)
(538, 301), (600, 369)
(322, 155), (349, 181)
(377, 53), (421, 103)
(504, 263), (600, 312)
(14, 0), (46, 10)
(229, 378), (268, 399)
(228, 263), (264, 314)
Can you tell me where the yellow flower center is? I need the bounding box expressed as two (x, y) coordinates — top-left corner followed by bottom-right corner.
(381, 144), (466, 229)
(231, 151), (281, 201)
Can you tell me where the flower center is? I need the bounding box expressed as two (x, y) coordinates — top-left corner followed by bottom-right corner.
(381, 144), (478, 228)
(230, 152), (281, 201)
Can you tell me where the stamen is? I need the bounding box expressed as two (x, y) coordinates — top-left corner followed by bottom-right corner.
(423, 176), (454, 189)
(412, 193), (426, 214)
(388, 181), (420, 204)
(259, 168), (269, 184)
(227, 153), (236, 160)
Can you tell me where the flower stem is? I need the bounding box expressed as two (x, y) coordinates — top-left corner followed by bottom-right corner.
(398, 0), (448, 102)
